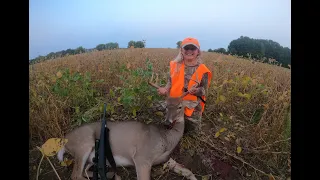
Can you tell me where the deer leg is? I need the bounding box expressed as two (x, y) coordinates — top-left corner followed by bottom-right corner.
(165, 158), (197, 180)
(71, 147), (93, 180)
(113, 173), (122, 180)
(133, 158), (152, 180)
(83, 163), (94, 179)
(84, 163), (122, 180)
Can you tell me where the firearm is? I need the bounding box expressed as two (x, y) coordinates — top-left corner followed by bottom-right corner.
(92, 103), (117, 180)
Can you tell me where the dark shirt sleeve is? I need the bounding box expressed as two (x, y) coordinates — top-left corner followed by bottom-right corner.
(194, 72), (209, 97)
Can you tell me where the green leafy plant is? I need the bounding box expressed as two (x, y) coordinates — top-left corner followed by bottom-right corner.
(51, 68), (104, 125)
(115, 58), (162, 117)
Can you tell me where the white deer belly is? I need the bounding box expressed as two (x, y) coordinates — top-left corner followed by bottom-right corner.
(88, 152), (133, 167)
(113, 156), (133, 166)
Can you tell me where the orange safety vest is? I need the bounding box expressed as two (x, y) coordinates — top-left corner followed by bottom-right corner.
(169, 61), (212, 117)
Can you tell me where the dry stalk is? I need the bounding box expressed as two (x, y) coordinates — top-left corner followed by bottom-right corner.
(252, 138), (291, 150)
(36, 146), (62, 180)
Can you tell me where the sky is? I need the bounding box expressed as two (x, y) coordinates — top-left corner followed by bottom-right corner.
(29, 0), (291, 59)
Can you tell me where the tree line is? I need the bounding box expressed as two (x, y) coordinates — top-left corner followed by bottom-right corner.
(207, 36), (291, 68)
(30, 36), (290, 68)
(29, 40), (146, 64)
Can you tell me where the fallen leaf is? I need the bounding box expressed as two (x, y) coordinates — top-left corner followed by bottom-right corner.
(215, 131), (220, 138)
(61, 159), (73, 166)
(202, 175), (209, 180)
(132, 109), (136, 117)
(41, 138), (68, 157)
(237, 146), (242, 154)
(219, 128), (227, 133)
(155, 111), (164, 116)
(224, 137), (230, 141)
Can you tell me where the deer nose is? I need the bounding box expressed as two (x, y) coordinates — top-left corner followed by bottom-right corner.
(163, 119), (171, 126)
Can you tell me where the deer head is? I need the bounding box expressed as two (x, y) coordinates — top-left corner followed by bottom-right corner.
(148, 72), (189, 128)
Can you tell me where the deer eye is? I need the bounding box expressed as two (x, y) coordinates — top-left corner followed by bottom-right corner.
(178, 106), (182, 109)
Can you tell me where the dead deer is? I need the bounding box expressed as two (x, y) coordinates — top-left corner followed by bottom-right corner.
(57, 73), (197, 180)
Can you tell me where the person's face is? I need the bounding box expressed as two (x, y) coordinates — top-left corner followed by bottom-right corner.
(181, 45), (199, 61)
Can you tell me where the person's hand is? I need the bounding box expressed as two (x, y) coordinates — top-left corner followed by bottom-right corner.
(157, 87), (168, 95)
(188, 86), (198, 95)
(188, 84), (199, 95)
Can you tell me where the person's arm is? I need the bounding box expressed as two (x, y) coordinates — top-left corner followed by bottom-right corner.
(194, 73), (208, 97)
(164, 71), (171, 91)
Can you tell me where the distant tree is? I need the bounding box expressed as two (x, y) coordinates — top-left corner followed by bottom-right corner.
(61, 50), (67, 56)
(176, 41), (182, 48)
(213, 48), (227, 54)
(47, 52), (55, 59)
(127, 40), (145, 48)
(65, 48), (75, 55)
(105, 42), (119, 50)
(227, 36), (291, 67)
(128, 41), (135, 48)
(134, 41), (145, 48)
(208, 49), (213, 52)
(96, 44), (106, 51)
(75, 46), (86, 54)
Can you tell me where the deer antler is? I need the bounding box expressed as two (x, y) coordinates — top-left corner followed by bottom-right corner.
(179, 83), (199, 99)
(186, 77), (200, 87)
(148, 72), (160, 89)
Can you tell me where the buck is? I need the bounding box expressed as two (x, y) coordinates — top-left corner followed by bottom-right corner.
(57, 73), (198, 180)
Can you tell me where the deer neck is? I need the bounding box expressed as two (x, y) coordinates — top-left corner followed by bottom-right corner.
(163, 117), (185, 151)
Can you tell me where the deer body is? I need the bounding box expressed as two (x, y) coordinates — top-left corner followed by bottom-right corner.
(58, 98), (186, 180)
(57, 73), (199, 180)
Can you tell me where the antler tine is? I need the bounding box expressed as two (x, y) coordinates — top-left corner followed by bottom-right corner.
(148, 72), (160, 89)
(179, 83), (198, 99)
(155, 73), (159, 84)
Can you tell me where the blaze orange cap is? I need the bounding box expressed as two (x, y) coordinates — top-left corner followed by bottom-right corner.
(180, 37), (200, 49)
